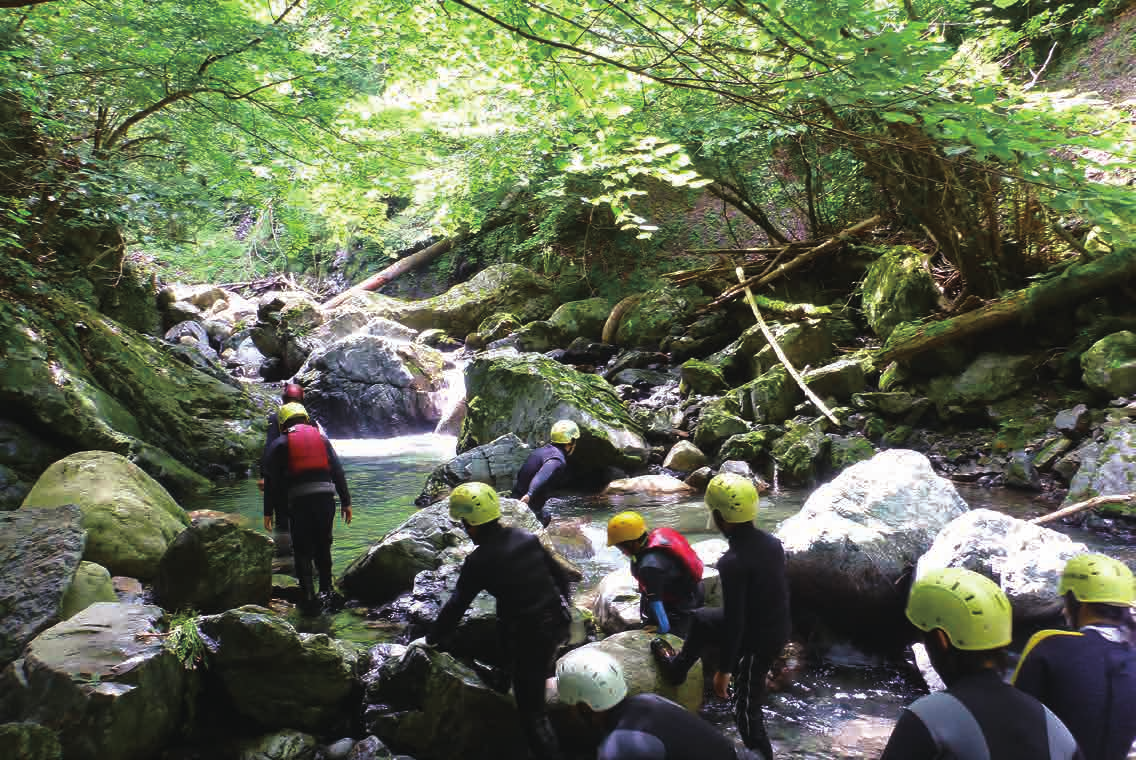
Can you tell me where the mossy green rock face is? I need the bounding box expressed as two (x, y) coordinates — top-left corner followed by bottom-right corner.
(716, 430), (777, 466)
(476, 312), (521, 343)
(926, 354), (1037, 416)
(359, 264), (558, 338)
(615, 288), (692, 349)
(803, 357), (867, 401)
(458, 351), (648, 472)
(771, 421), (832, 485)
(693, 398), (749, 453)
(751, 320), (834, 377)
(155, 518), (273, 614)
(0, 722), (62, 760)
(828, 435), (877, 473)
(513, 320), (565, 352)
(59, 562), (116, 620)
(1064, 422), (1136, 506)
(731, 365), (802, 425)
(548, 298), (610, 342)
(860, 246), (940, 340)
(0, 292), (264, 496)
(680, 359), (728, 396)
(197, 606), (360, 733)
(3, 603), (190, 760)
(21, 451), (190, 580)
(1081, 330), (1136, 397)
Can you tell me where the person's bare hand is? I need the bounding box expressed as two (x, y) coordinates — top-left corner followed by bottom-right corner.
(342, 506), (352, 525)
(263, 515), (273, 532)
(713, 671), (732, 700)
(520, 494), (530, 504)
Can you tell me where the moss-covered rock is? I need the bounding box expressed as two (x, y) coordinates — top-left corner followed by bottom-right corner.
(1064, 422), (1136, 506)
(614, 288), (693, 350)
(751, 319), (834, 377)
(770, 421), (831, 485)
(692, 398), (749, 453)
(0, 722), (62, 760)
(926, 354), (1037, 416)
(513, 320), (566, 353)
(1081, 330), (1136, 397)
(21, 451), (190, 580)
(458, 351), (648, 472)
(860, 246), (940, 340)
(476, 313), (522, 344)
(730, 365), (802, 425)
(827, 435), (876, 473)
(716, 429), (777, 466)
(803, 357), (867, 401)
(60, 562), (117, 620)
(548, 298), (611, 342)
(155, 517), (273, 614)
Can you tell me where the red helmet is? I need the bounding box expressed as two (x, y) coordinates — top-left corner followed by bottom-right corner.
(282, 383), (304, 402)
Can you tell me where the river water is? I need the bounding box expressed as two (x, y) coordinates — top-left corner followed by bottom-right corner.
(184, 434), (1135, 759)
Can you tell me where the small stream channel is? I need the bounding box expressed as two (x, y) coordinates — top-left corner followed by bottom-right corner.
(184, 434), (1135, 759)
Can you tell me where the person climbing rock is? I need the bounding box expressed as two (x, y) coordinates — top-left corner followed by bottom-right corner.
(606, 510), (704, 638)
(556, 647), (764, 760)
(880, 567), (1082, 760)
(511, 419), (579, 527)
(650, 473), (789, 759)
(1012, 553), (1136, 760)
(262, 402), (351, 614)
(419, 482), (573, 760)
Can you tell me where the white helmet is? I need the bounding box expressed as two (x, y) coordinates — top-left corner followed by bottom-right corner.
(555, 648), (627, 711)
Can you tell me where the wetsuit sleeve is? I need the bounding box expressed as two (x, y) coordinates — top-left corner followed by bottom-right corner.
(259, 412), (280, 476)
(429, 551), (485, 645)
(597, 730), (667, 760)
(879, 708), (937, 760)
(262, 437), (287, 517)
(525, 458), (563, 499)
(324, 437), (351, 507)
(718, 553), (749, 670)
(636, 553), (669, 603)
(543, 545), (572, 603)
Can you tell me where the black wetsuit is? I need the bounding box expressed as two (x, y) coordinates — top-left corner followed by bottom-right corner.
(262, 425), (350, 602)
(881, 670), (1082, 759)
(511, 443), (568, 526)
(668, 523), (790, 758)
(632, 541), (703, 638)
(428, 522), (572, 758)
(598, 693), (761, 760)
(1012, 625), (1136, 760)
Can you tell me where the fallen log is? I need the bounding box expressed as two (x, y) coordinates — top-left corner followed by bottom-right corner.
(875, 246), (1136, 367)
(1030, 493), (1135, 526)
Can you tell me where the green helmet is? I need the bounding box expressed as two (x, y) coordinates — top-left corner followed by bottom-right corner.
(278, 402), (310, 428)
(556, 648), (627, 711)
(1058, 553), (1136, 607)
(550, 419), (581, 444)
(906, 567), (1012, 651)
(705, 473), (758, 522)
(449, 482), (501, 526)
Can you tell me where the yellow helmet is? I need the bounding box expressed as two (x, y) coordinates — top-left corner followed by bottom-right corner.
(278, 402), (310, 428)
(906, 567), (1012, 651)
(1058, 553), (1135, 607)
(550, 419), (581, 444)
(607, 511), (648, 546)
(705, 473), (758, 522)
(449, 482), (501, 526)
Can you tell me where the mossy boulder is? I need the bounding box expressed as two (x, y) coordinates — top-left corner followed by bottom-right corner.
(770, 421), (832, 485)
(730, 365), (802, 425)
(21, 451), (190, 580)
(803, 357), (867, 401)
(155, 517), (274, 613)
(1081, 330), (1136, 397)
(716, 429), (777, 466)
(692, 398), (749, 453)
(561, 631), (703, 713)
(548, 298), (611, 342)
(458, 351), (648, 473)
(1064, 422), (1136, 506)
(249, 291), (326, 376)
(827, 435), (877, 473)
(926, 353), (1037, 416)
(513, 320), (566, 353)
(614, 288), (693, 350)
(751, 319), (834, 377)
(0, 722), (62, 760)
(59, 562), (116, 620)
(474, 312), (522, 345)
(680, 359), (728, 396)
(860, 246), (940, 340)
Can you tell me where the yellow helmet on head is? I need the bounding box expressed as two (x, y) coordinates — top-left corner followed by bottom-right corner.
(607, 511), (648, 546)
(705, 473), (758, 522)
(906, 567), (1012, 651)
(550, 419), (581, 445)
(1058, 553), (1135, 607)
(278, 402), (310, 428)
(449, 482), (501, 526)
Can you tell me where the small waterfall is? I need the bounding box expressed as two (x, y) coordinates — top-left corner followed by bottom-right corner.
(771, 460), (781, 495)
(432, 355), (467, 436)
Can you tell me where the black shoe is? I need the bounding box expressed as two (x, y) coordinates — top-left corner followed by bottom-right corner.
(650, 637), (685, 685)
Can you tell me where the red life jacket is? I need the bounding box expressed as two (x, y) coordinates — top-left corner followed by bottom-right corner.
(286, 423), (330, 476)
(635, 527), (704, 597)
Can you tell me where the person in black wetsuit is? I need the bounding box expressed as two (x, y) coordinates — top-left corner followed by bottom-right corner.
(258, 383), (306, 553)
(606, 510), (704, 638)
(262, 402), (351, 614)
(556, 647), (764, 760)
(511, 419), (578, 527)
(1011, 553), (1136, 760)
(422, 482), (572, 760)
(880, 566), (1082, 760)
(650, 473), (789, 759)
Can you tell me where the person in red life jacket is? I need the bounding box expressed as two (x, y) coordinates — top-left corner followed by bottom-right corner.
(511, 419), (579, 527)
(1011, 553), (1136, 760)
(258, 383), (307, 557)
(606, 510), (704, 638)
(262, 402), (351, 614)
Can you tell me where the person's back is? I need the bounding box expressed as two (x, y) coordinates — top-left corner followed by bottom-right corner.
(598, 693), (742, 760)
(720, 523), (791, 653)
(458, 523), (568, 620)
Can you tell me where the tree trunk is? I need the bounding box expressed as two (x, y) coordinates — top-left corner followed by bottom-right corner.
(875, 247), (1136, 367)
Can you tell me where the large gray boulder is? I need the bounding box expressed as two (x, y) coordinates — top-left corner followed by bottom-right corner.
(0, 506), (86, 668)
(1081, 330), (1136, 397)
(0, 603), (191, 760)
(775, 449), (969, 643)
(1064, 422), (1136, 506)
(926, 353), (1037, 416)
(916, 509), (1088, 623)
(458, 351), (649, 473)
(197, 606), (360, 734)
(21, 451), (190, 580)
(416, 434), (532, 507)
(155, 517), (274, 613)
(296, 335), (447, 437)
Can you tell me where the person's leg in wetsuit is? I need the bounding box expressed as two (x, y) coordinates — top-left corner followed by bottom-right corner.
(288, 498), (321, 613)
(734, 648), (779, 760)
(307, 493), (336, 597)
(508, 608), (569, 760)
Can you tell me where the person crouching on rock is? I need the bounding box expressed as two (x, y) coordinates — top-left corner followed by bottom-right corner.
(262, 402), (351, 614)
(607, 510), (704, 638)
(416, 482), (572, 760)
(512, 419), (579, 527)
